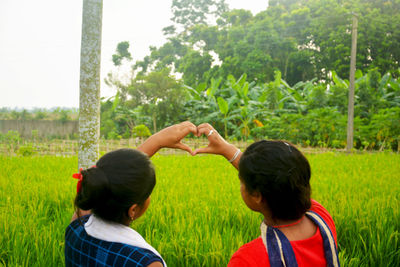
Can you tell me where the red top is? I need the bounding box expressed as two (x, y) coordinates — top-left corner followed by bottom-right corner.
(228, 200), (337, 267)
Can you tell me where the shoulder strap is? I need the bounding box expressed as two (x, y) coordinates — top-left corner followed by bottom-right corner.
(261, 222), (298, 267)
(260, 212), (340, 267)
(306, 211), (340, 267)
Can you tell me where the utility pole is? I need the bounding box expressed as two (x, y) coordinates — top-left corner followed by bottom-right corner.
(346, 13), (358, 152)
(78, 0), (103, 168)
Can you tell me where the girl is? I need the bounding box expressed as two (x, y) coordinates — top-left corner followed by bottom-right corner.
(194, 123), (340, 267)
(65, 122), (197, 267)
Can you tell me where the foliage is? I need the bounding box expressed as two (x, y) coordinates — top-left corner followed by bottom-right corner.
(132, 124), (152, 138)
(358, 107), (400, 151)
(131, 0), (400, 88)
(1, 130), (21, 151)
(102, 62), (400, 150)
(112, 41), (132, 66)
(101, 0), (399, 149)
(1, 154), (399, 266)
(101, 68), (187, 138)
(168, 0), (228, 31)
(0, 107), (78, 121)
(58, 109), (69, 123)
(255, 108), (348, 148)
(16, 145), (37, 157)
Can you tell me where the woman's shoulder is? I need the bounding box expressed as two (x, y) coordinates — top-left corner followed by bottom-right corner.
(65, 214), (91, 238)
(69, 214), (91, 225)
(228, 237), (270, 267)
(65, 215), (163, 267)
(309, 199), (337, 242)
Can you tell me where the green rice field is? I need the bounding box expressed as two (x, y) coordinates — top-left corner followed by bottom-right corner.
(0, 152), (399, 266)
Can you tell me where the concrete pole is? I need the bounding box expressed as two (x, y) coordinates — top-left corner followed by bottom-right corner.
(346, 13), (358, 152)
(78, 0), (103, 169)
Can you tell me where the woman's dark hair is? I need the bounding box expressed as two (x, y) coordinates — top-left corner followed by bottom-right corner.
(239, 140), (311, 221)
(74, 148), (156, 224)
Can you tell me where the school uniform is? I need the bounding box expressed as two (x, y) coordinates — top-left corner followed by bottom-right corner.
(65, 215), (165, 267)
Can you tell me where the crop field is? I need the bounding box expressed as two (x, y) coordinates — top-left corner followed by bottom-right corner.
(0, 152), (399, 266)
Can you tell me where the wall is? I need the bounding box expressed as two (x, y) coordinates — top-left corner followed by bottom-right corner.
(0, 120), (78, 138)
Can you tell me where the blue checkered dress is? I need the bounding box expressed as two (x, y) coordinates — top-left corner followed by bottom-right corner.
(65, 215), (164, 267)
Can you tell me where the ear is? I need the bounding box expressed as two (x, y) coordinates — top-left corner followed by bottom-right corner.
(250, 191), (263, 205)
(128, 204), (139, 220)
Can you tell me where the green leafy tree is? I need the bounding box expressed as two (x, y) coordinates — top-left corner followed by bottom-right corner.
(169, 0), (228, 30)
(112, 41), (132, 66)
(178, 49), (212, 85)
(127, 68), (185, 132)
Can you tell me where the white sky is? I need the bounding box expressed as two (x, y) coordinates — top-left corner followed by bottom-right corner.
(0, 0), (268, 109)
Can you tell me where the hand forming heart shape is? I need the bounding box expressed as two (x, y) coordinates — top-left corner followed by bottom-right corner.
(153, 121), (235, 158)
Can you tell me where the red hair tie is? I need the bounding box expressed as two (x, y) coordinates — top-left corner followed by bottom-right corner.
(72, 168), (83, 193)
(72, 165), (96, 193)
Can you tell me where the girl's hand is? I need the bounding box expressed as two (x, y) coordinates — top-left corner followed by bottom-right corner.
(154, 121), (197, 153)
(138, 121), (197, 157)
(194, 123), (241, 169)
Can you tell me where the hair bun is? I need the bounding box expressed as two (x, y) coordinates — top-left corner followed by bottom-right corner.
(74, 149), (156, 224)
(75, 167), (109, 211)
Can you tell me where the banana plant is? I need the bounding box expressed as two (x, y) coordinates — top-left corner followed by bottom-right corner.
(217, 97), (229, 139)
(223, 74), (259, 140)
(183, 78), (223, 126)
(184, 82), (207, 100)
(262, 70), (305, 114)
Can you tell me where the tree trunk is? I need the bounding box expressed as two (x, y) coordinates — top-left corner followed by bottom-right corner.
(284, 52), (289, 81)
(153, 112), (157, 133)
(78, 0), (103, 169)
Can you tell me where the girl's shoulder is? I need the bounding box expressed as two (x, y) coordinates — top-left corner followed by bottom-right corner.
(309, 199), (337, 242)
(228, 237), (270, 267)
(65, 215), (163, 267)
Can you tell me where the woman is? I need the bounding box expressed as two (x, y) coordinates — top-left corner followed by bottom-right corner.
(65, 122), (197, 267)
(194, 123), (340, 267)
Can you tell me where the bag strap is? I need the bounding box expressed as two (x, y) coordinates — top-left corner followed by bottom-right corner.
(261, 222), (298, 267)
(260, 212), (340, 267)
(306, 211), (340, 267)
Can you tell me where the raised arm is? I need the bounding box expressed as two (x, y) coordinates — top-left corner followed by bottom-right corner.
(194, 123), (242, 170)
(137, 121), (197, 157)
(71, 122), (197, 222)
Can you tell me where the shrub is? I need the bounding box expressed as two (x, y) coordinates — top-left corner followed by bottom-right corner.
(17, 145), (37, 157)
(357, 107), (400, 151)
(132, 124), (152, 138)
(107, 131), (121, 140)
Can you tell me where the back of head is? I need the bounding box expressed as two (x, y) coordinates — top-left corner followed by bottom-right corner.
(239, 140), (311, 221)
(75, 148), (155, 224)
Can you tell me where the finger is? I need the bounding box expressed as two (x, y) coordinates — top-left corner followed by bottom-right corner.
(196, 123), (211, 137)
(197, 127), (209, 136)
(174, 142), (194, 155)
(182, 120), (195, 126)
(186, 123), (198, 136)
(198, 126), (218, 138)
(197, 123), (212, 130)
(197, 123), (210, 128)
(179, 121), (197, 136)
(193, 146), (212, 155)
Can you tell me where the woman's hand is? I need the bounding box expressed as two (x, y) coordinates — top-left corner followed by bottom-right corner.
(138, 121), (197, 157)
(154, 121), (198, 152)
(194, 123), (241, 169)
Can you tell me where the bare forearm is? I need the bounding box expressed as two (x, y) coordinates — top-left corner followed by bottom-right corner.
(220, 143), (242, 170)
(138, 121), (197, 157)
(137, 135), (161, 157)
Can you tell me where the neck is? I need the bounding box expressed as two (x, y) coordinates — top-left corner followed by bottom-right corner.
(262, 212), (305, 228)
(259, 206), (305, 229)
(264, 216), (305, 228)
